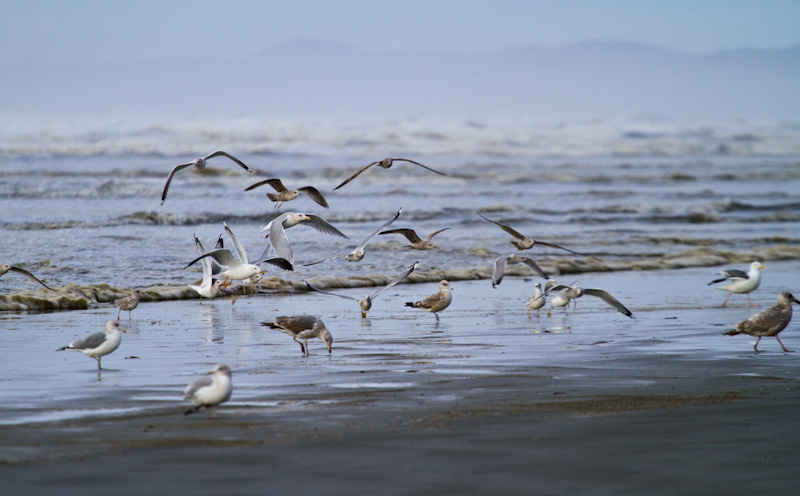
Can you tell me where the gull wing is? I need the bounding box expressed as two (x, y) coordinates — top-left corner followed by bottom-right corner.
(69, 332), (107, 351)
(193, 235), (214, 286)
(301, 215), (349, 239)
(184, 376), (214, 398)
(4, 265), (55, 290)
(298, 186), (329, 208)
(244, 178), (283, 192)
(251, 256), (293, 271)
(304, 280), (359, 302)
(267, 216), (294, 263)
(584, 288), (634, 318)
(379, 228), (422, 243)
(356, 208), (403, 251)
(333, 161), (380, 190)
(160, 162), (193, 204)
(204, 150), (251, 171)
(478, 213), (526, 241)
(533, 239), (586, 256)
(708, 269), (749, 285)
(184, 249), (240, 270)
(491, 255), (509, 288)
(371, 262), (418, 300)
(423, 228), (450, 242)
(393, 158), (446, 176)
(515, 256), (549, 280)
(223, 221), (249, 264)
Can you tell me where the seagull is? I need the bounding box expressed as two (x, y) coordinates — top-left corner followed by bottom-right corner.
(184, 364), (233, 417)
(57, 320), (125, 370)
(333, 158), (446, 190)
(223, 221), (263, 293)
(478, 213), (585, 254)
(114, 290), (140, 320)
(491, 254), (549, 288)
(188, 235), (222, 301)
(245, 178), (329, 209)
(708, 261), (764, 307)
(0, 263), (55, 291)
(304, 208), (402, 265)
(261, 315), (333, 356)
(540, 282), (634, 319)
(258, 212), (349, 265)
(305, 262), (418, 318)
(525, 282), (546, 318)
(405, 280), (453, 322)
(160, 150), (252, 204)
(378, 227), (449, 250)
(725, 292), (798, 352)
(184, 249), (291, 287)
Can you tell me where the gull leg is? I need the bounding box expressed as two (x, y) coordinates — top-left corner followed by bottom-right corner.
(721, 293), (732, 308)
(293, 336), (306, 355)
(96, 357), (102, 370)
(747, 294), (755, 307)
(128, 310), (132, 319)
(304, 339), (310, 356)
(753, 336), (762, 351)
(434, 313), (440, 322)
(117, 308), (121, 319)
(776, 336), (793, 353)
(361, 311), (367, 318)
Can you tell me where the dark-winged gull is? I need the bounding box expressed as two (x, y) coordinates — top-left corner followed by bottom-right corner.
(304, 208), (402, 265)
(262, 315), (333, 356)
(258, 212), (349, 265)
(184, 249), (291, 287)
(725, 292), (798, 352)
(708, 261), (764, 308)
(0, 263), (55, 291)
(188, 235), (222, 301)
(57, 320), (125, 370)
(304, 262), (418, 318)
(333, 158), (446, 190)
(491, 254), (549, 288)
(539, 282), (634, 319)
(478, 213), (585, 254)
(245, 178), (329, 209)
(184, 364), (233, 417)
(378, 227), (449, 250)
(405, 280), (453, 322)
(115, 289), (140, 320)
(160, 150), (252, 204)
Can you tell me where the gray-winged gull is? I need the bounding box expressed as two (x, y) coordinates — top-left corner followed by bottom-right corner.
(0, 263), (55, 291)
(184, 249), (291, 287)
(304, 208), (402, 265)
(258, 212), (349, 265)
(184, 364), (233, 417)
(160, 150), (252, 204)
(305, 262), (418, 318)
(478, 213), (585, 254)
(491, 254), (549, 288)
(378, 227), (449, 250)
(188, 235), (222, 301)
(57, 320), (125, 370)
(708, 261), (764, 308)
(539, 282), (634, 318)
(333, 158), (446, 190)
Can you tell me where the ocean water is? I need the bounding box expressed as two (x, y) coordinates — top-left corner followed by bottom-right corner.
(1, 116), (799, 305)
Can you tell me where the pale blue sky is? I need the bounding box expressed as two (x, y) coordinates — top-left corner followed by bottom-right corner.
(1, 0), (799, 64)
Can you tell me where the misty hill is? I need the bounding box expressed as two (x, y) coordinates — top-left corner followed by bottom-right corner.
(4, 40), (799, 119)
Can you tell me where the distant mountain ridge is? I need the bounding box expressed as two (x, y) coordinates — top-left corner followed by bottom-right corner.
(4, 39), (799, 119)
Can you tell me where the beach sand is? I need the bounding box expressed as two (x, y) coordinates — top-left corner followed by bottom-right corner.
(2, 262), (800, 494)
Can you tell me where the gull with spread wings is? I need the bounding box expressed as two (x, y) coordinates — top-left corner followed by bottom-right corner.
(160, 150), (252, 204)
(333, 158), (446, 190)
(303, 208), (402, 265)
(245, 178), (329, 209)
(478, 213), (585, 254)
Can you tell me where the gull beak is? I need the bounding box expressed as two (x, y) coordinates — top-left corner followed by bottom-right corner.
(119, 328), (127, 333)
(759, 265), (765, 269)
(259, 270), (265, 275)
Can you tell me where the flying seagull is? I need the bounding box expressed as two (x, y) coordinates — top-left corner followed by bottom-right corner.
(379, 227), (449, 250)
(184, 249), (291, 287)
(304, 208), (402, 265)
(160, 150), (252, 204)
(258, 212), (349, 265)
(333, 158), (446, 190)
(0, 263), (55, 291)
(245, 178), (329, 209)
(478, 213), (585, 254)
(538, 282), (634, 319)
(305, 262), (418, 318)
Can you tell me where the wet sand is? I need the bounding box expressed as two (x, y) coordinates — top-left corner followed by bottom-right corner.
(2, 262), (800, 494)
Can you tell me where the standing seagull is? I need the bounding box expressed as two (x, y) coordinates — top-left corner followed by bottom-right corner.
(304, 208), (402, 265)
(160, 150), (252, 204)
(115, 289), (140, 320)
(262, 315), (333, 356)
(0, 263), (55, 290)
(526, 282), (546, 318)
(708, 261), (764, 307)
(379, 227), (449, 250)
(188, 235), (222, 302)
(305, 262), (418, 318)
(405, 280), (453, 322)
(725, 292), (798, 352)
(478, 213), (585, 254)
(245, 178), (329, 208)
(333, 158), (446, 190)
(57, 320), (125, 370)
(491, 254), (549, 288)
(184, 364), (233, 417)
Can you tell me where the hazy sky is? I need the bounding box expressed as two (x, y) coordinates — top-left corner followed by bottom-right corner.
(1, 0), (799, 65)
